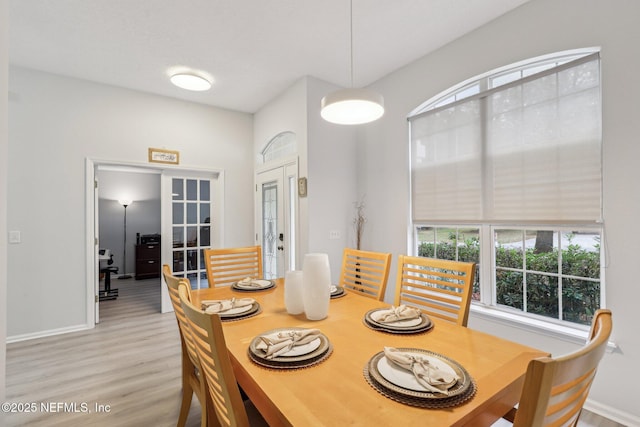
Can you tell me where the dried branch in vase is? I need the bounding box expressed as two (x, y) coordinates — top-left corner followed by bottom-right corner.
(353, 197), (367, 250)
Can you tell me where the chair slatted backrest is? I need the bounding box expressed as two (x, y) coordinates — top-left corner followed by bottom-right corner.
(339, 248), (392, 301)
(178, 284), (251, 427)
(511, 309), (612, 427)
(203, 246), (263, 287)
(162, 265), (209, 427)
(393, 255), (476, 327)
(163, 265), (200, 369)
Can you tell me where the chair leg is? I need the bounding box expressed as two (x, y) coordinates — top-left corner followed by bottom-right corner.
(177, 345), (195, 427)
(177, 375), (194, 427)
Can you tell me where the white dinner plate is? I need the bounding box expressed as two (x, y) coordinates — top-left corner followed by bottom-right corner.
(376, 353), (457, 392)
(257, 331), (322, 357)
(235, 279), (273, 289)
(219, 304), (254, 316)
(368, 309), (424, 328)
(281, 337), (322, 357)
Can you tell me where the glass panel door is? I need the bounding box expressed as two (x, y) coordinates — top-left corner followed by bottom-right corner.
(171, 177), (212, 289)
(262, 179), (279, 279)
(256, 162), (298, 279)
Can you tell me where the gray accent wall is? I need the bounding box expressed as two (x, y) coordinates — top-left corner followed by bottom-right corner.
(97, 170), (161, 277)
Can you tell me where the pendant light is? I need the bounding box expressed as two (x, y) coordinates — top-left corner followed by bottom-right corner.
(321, 0), (384, 125)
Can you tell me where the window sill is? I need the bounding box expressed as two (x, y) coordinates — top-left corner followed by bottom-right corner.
(469, 304), (618, 352)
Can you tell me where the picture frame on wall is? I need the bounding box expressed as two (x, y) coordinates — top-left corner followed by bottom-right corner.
(148, 147), (180, 165)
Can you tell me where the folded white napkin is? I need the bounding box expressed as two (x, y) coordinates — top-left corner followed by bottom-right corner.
(238, 277), (270, 287)
(256, 329), (321, 359)
(383, 347), (459, 395)
(371, 305), (421, 323)
(200, 297), (255, 314)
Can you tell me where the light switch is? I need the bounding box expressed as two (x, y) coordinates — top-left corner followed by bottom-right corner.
(329, 230), (341, 240)
(9, 230), (21, 244)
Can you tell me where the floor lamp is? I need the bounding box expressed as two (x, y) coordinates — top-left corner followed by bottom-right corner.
(118, 199), (133, 279)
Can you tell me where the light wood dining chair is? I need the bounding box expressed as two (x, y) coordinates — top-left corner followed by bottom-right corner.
(501, 309), (612, 427)
(162, 265), (212, 427)
(203, 246), (263, 287)
(393, 255), (476, 327)
(178, 283), (267, 427)
(339, 248), (392, 301)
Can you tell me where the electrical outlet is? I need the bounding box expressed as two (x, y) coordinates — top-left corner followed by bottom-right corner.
(329, 230), (341, 240)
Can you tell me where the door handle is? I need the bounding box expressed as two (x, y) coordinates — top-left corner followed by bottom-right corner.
(277, 245), (284, 251)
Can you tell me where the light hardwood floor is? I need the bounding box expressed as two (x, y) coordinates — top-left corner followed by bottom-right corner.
(6, 278), (203, 426)
(6, 278), (625, 426)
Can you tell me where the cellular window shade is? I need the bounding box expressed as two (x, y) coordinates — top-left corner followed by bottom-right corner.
(410, 53), (601, 223)
(411, 100), (483, 221)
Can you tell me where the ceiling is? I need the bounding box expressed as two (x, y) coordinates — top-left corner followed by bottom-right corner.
(9, 0), (530, 114)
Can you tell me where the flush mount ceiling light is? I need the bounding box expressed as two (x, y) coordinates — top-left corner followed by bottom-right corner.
(321, 0), (384, 125)
(170, 72), (212, 91)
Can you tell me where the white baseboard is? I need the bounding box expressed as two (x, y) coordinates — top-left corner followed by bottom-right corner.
(585, 398), (640, 426)
(6, 323), (93, 344)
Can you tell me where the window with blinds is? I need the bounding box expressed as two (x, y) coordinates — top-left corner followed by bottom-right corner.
(409, 52), (602, 224)
(408, 50), (603, 328)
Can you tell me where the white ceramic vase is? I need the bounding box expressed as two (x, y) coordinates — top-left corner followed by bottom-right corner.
(284, 270), (305, 315)
(302, 253), (331, 320)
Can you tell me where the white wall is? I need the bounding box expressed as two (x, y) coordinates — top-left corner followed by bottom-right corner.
(7, 67), (254, 339)
(1, 0), (8, 409)
(305, 77), (358, 280)
(360, 0), (640, 423)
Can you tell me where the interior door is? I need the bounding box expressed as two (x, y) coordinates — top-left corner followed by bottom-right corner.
(161, 171), (220, 312)
(256, 162), (298, 278)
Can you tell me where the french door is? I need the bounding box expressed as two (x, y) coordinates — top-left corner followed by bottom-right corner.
(256, 162), (298, 279)
(161, 170), (220, 312)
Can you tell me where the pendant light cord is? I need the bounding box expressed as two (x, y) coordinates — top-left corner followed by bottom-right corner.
(349, 0), (354, 88)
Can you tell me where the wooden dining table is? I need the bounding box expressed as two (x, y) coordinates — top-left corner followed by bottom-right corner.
(191, 279), (547, 427)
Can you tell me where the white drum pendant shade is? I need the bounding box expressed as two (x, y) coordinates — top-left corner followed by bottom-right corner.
(321, 88), (384, 125)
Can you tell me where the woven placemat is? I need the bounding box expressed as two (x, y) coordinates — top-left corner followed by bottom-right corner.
(220, 305), (262, 322)
(330, 288), (347, 299)
(231, 280), (276, 292)
(363, 363), (477, 409)
(247, 343), (333, 370)
(362, 318), (433, 335)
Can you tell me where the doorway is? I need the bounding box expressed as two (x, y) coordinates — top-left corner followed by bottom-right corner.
(94, 165), (162, 323)
(86, 159), (222, 324)
(256, 162), (298, 278)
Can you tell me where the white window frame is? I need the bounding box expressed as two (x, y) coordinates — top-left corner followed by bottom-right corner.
(409, 48), (604, 343)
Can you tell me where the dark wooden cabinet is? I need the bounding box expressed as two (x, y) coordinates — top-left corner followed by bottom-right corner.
(135, 243), (160, 280)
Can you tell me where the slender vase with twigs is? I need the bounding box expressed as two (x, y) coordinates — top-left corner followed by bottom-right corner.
(353, 197), (366, 287)
(353, 197), (366, 250)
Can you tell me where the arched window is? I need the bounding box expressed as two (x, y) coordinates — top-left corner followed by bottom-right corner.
(408, 49), (602, 330)
(261, 131), (297, 163)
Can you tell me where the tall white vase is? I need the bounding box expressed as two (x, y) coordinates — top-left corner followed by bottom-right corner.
(302, 253), (331, 320)
(284, 270), (305, 315)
